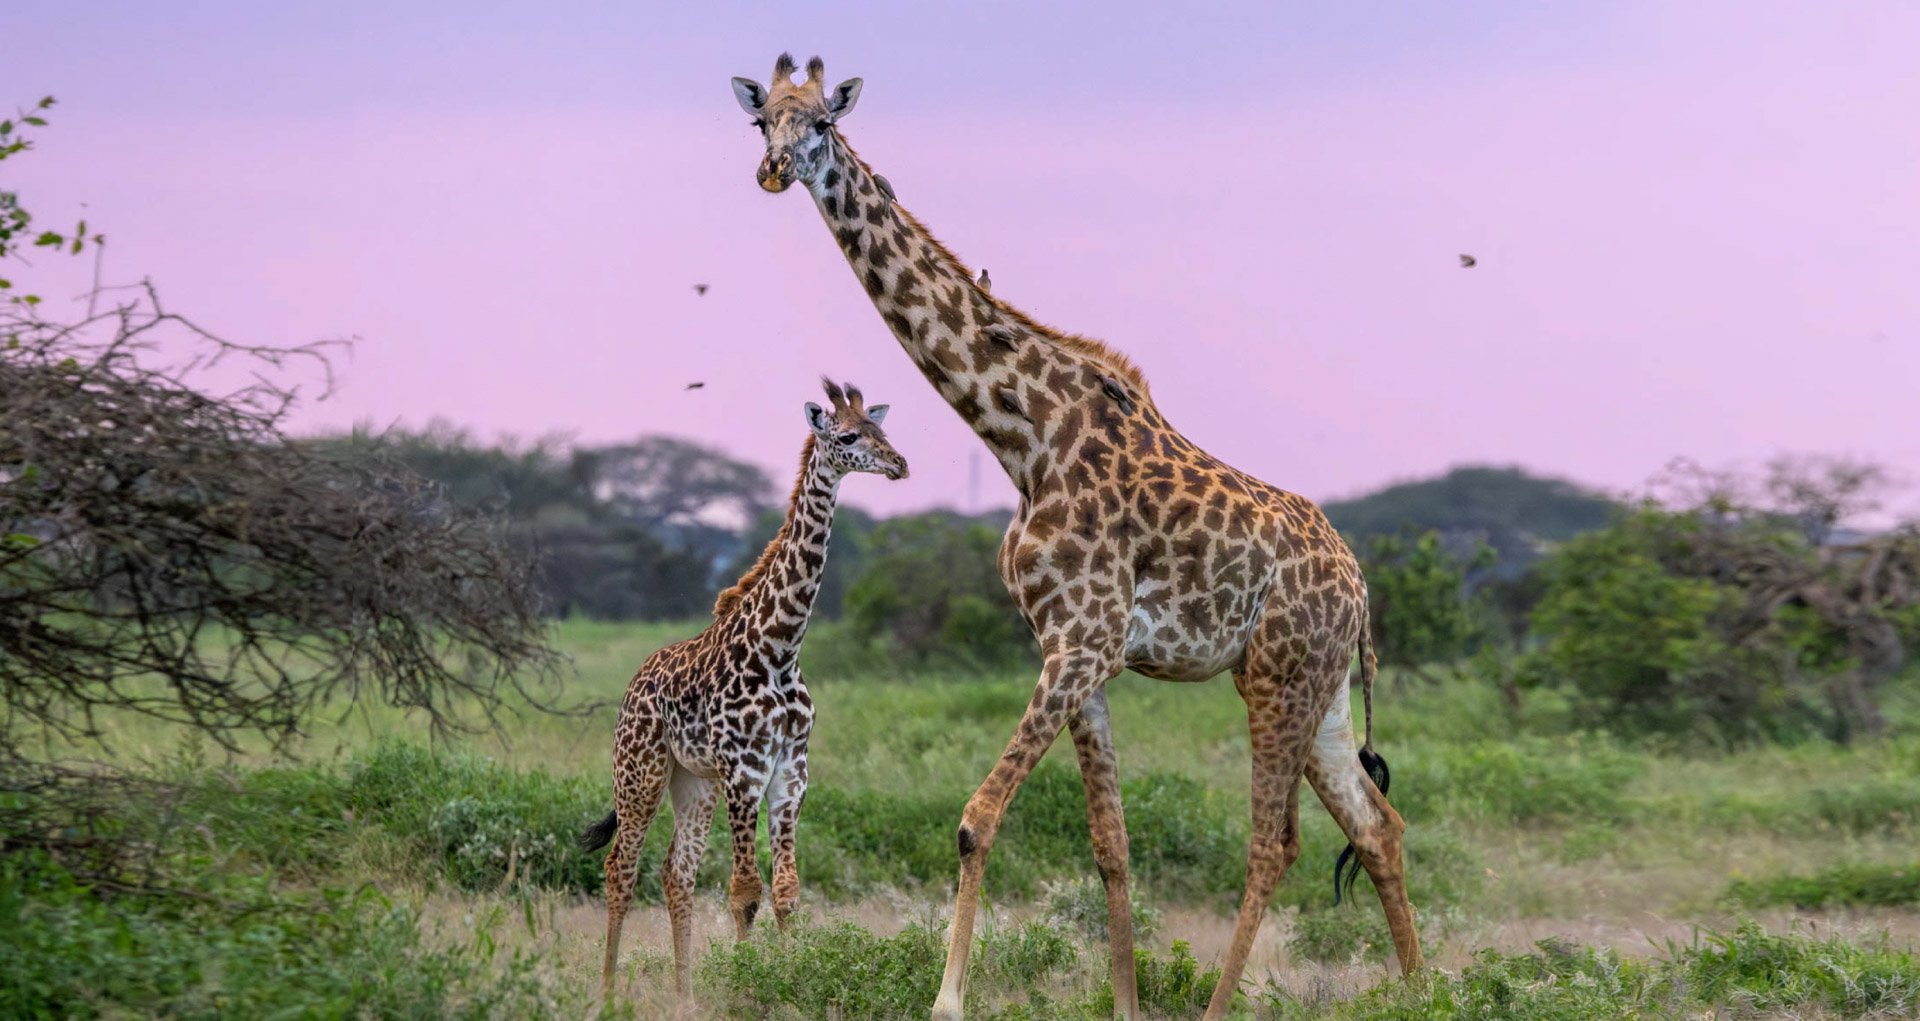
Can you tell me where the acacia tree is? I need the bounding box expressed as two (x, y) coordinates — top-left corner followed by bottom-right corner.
(1, 100), (564, 871)
(1526, 459), (1920, 743)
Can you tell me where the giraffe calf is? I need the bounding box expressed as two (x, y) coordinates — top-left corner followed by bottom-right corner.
(580, 377), (908, 1003)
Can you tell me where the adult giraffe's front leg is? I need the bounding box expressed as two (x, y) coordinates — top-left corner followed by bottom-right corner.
(1068, 688), (1139, 1021)
(930, 643), (1122, 1021)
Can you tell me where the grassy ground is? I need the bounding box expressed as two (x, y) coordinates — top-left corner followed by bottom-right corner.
(13, 617), (1920, 1018)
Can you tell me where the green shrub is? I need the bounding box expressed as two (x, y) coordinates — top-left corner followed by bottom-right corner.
(698, 919), (947, 1019)
(1396, 735), (1644, 825)
(1671, 921), (1920, 1017)
(1726, 863), (1920, 909)
(1039, 876), (1161, 945)
(1288, 908), (1392, 965)
(1132, 939), (1220, 1018)
(0, 853), (576, 1020)
(347, 743), (614, 894)
(1699, 777), (1920, 836)
(1259, 925), (1920, 1020)
(698, 918), (1082, 1020)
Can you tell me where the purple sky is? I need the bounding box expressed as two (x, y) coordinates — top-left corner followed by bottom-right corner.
(12, 2), (1920, 516)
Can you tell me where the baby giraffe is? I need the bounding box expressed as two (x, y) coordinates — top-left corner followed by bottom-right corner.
(580, 378), (908, 1001)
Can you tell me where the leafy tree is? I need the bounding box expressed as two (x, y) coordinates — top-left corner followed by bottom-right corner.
(1361, 529), (1496, 684)
(1523, 462), (1920, 743)
(844, 511), (1032, 666)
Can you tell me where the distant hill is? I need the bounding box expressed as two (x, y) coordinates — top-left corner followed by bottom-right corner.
(1322, 466), (1621, 575)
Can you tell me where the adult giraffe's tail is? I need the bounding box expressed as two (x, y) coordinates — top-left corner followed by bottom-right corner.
(1332, 624), (1392, 906)
(579, 809), (618, 852)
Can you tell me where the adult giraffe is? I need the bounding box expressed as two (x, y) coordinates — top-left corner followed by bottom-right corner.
(731, 54), (1423, 1020)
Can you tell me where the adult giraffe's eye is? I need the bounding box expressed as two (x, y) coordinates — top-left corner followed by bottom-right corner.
(813, 119), (830, 133)
(836, 432), (858, 446)
(751, 118), (766, 132)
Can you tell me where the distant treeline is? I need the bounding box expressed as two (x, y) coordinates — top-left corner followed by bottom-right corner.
(332, 428), (1920, 743)
(316, 424), (1026, 663)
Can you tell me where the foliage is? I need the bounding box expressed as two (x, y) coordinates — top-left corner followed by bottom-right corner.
(1523, 473), (1920, 742)
(1726, 862), (1920, 909)
(0, 853), (577, 1020)
(1288, 907), (1392, 964)
(1039, 875), (1161, 945)
(1262, 927), (1920, 1020)
(1361, 529), (1496, 681)
(1127, 939), (1219, 1019)
(1, 96), (104, 307)
(844, 510), (1033, 666)
(1669, 921), (1920, 1018)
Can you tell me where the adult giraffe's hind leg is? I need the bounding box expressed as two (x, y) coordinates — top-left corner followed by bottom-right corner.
(1068, 688), (1138, 1021)
(1306, 680), (1424, 975)
(1203, 661), (1317, 1021)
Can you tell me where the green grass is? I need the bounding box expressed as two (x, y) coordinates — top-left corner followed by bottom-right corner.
(15, 617), (1920, 1018)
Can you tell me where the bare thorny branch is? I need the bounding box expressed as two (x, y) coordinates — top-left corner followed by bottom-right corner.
(1, 279), (575, 805)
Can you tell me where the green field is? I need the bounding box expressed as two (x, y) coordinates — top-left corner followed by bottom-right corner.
(8, 618), (1920, 1019)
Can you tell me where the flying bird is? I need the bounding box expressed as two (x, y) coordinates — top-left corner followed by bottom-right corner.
(1459, 254), (1477, 268)
(977, 268), (992, 293)
(684, 382), (705, 391)
(693, 284), (709, 295)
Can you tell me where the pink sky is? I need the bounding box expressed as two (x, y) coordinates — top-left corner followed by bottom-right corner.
(11, 2), (1920, 516)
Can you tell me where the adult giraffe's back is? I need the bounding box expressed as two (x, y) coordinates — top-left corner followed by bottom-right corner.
(731, 54), (1423, 1020)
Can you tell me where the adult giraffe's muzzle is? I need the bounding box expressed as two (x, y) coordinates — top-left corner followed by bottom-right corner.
(757, 153), (795, 193)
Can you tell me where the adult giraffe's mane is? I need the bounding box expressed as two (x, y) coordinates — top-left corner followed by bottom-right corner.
(711, 433), (817, 618)
(838, 141), (1154, 401)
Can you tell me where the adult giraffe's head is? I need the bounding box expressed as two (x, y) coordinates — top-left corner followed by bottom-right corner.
(731, 53), (861, 194)
(806, 377), (907, 480)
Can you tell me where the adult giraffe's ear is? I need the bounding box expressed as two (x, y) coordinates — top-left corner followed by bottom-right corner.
(732, 77), (768, 115)
(825, 77), (863, 122)
(867, 404), (889, 425)
(805, 401), (831, 434)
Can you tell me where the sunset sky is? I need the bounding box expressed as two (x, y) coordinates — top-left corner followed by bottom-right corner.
(12, 2), (1919, 516)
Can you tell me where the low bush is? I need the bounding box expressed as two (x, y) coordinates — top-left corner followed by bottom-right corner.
(1039, 875), (1161, 945)
(0, 853), (577, 1020)
(1288, 907), (1392, 965)
(1671, 921), (1920, 1017)
(1726, 863), (1920, 909)
(1259, 925), (1920, 1020)
(1394, 735), (1645, 826)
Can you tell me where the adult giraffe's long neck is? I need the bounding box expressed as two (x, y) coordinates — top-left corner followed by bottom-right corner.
(806, 136), (1142, 493)
(712, 436), (841, 669)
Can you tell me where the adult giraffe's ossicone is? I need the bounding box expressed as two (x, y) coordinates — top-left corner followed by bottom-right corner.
(731, 54), (1423, 1021)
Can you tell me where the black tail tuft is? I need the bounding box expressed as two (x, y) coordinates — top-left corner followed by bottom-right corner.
(1359, 745), (1390, 797)
(578, 809), (618, 852)
(1331, 746), (1393, 906)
